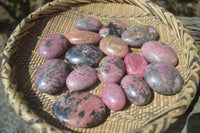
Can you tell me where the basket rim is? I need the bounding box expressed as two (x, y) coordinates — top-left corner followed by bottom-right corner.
(1, 0), (200, 133)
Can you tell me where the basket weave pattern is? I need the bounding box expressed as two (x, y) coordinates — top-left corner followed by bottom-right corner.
(1, 0), (200, 133)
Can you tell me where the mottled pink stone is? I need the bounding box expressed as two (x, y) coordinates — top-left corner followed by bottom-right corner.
(124, 53), (148, 78)
(97, 56), (125, 83)
(75, 17), (102, 31)
(53, 92), (106, 128)
(66, 30), (101, 45)
(99, 36), (129, 58)
(38, 34), (68, 59)
(142, 41), (178, 66)
(34, 59), (69, 94)
(121, 25), (158, 47)
(65, 45), (103, 67)
(144, 62), (183, 95)
(121, 74), (152, 106)
(66, 65), (97, 91)
(101, 83), (126, 111)
(99, 22), (126, 37)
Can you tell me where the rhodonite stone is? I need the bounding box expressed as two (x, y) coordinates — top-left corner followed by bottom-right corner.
(121, 74), (152, 106)
(142, 41), (178, 66)
(65, 45), (103, 67)
(38, 34), (68, 59)
(101, 83), (126, 111)
(66, 65), (97, 91)
(124, 53), (148, 78)
(121, 25), (158, 47)
(66, 30), (101, 45)
(75, 17), (102, 31)
(144, 62), (183, 95)
(34, 59), (69, 94)
(99, 36), (129, 58)
(99, 22), (126, 37)
(97, 56), (125, 83)
(53, 92), (106, 128)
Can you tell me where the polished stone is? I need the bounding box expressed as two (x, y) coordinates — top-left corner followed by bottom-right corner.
(38, 34), (68, 59)
(121, 74), (152, 106)
(142, 41), (178, 66)
(66, 30), (101, 45)
(65, 45), (103, 67)
(144, 62), (183, 95)
(101, 83), (126, 111)
(97, 56), (125, 83)
(34, 59), (69, 94)
(122, 25), (158, 47)
(53, 92), (106, 128)
(99, 22), (126, 37)
(124, 53), (148, 78)
(99, 36), (129, 58)
(75, 17), (102, 31)
(66, 65), (97, 91)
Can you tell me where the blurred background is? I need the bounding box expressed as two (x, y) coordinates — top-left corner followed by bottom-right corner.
(0, 0), (200, 133)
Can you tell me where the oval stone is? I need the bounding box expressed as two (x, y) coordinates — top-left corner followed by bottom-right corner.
(121, 25), (158, 47)
(99, 36), (129, 58)
(99, 22), (126, 37)
(75, 17), (102, 31)
(97, 56), (125, 83)
(65, 45), (103, 67)
(66, 65), (97, 91)
(121, 74), (152, 106)
(101, 83), (126, 111)
(144, 62), (183, 95)
(38, 34), (68, 59)
(53, 92), (106, 128)
(34, 59), (69, 94)
(124, 53), (148, 78)
(142, 41), (178, 66)
(66, 30), (101, 45)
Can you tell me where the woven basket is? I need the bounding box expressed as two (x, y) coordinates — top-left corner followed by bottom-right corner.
(1, 0), (200, 132)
